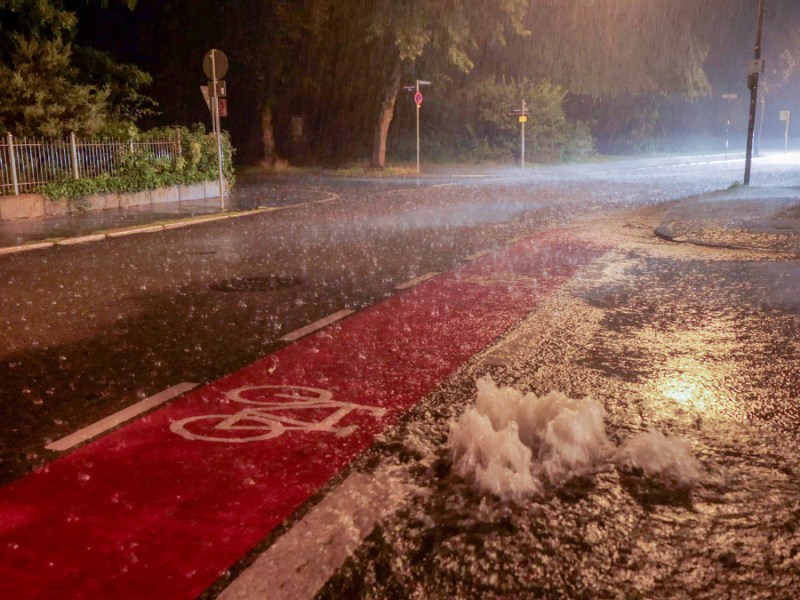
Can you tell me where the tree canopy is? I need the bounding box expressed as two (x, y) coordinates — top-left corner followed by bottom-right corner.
(4, 0), (800, 159)
(0, 0), (153, 137)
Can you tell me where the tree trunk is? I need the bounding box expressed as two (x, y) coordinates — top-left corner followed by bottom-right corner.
(371, 62), (403, 169)
(261, 103), (277, 165)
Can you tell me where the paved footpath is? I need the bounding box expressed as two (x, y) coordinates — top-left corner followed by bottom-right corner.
(0, 231), (608, 598)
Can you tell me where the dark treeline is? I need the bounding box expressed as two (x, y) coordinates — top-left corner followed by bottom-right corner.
(10, 1), (800, 164)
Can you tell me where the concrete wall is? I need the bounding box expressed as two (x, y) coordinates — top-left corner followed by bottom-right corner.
(0, 181), (227, 221)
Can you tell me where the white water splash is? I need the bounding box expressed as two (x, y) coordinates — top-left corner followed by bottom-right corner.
(449, 377), (703, 501)
(449, 377), (612, 501)
(615, 429), (702, 486)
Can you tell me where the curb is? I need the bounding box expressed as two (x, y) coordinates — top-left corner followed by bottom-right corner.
(654, 223), (800, 254)
(0, 208), (275, 257)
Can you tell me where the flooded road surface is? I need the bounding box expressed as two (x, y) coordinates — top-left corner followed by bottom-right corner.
(0, 154), (798, 598)
(318, 219), (800, 600)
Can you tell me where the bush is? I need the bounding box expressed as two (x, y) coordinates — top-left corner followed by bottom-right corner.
(42, 124), (235, 202)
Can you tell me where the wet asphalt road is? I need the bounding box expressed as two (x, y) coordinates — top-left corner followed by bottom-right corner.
(1, 156), (799, 598)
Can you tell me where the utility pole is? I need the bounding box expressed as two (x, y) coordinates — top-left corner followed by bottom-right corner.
(744, 0), (766, 186)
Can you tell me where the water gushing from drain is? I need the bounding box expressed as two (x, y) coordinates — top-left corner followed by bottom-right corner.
(449, 377), (703, 501)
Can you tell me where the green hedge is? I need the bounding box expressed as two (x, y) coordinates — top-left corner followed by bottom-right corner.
(42, 124), (235, 202)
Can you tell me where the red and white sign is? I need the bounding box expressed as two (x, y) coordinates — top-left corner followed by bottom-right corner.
(414, 91), (423, 106)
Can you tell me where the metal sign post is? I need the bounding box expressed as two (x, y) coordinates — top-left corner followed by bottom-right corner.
(721, 93), (738, 158)
(203, 49), (228, 209)
(506, 100), (530, 169)
(405, 79), (431, 174)
(520, 99), (527, 169)
(780, 110), (791, 152)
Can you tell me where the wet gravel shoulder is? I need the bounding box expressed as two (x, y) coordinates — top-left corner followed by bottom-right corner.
(655, 186), (800, 256)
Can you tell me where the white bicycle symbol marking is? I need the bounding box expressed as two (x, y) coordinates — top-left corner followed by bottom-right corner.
(170, 385), (386, 443)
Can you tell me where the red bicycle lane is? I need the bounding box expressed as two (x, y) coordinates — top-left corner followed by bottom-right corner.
(0, 232), (608, 599)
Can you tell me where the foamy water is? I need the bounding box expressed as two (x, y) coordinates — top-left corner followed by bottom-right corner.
(615, 429), (702, 486)
(449, 377), (703, 500)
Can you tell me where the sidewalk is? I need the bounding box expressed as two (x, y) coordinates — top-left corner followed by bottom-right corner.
(655, 185), (800, 254)
(0, 179), (334, 254)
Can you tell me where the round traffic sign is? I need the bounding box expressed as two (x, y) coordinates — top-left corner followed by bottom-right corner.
(414, 91), (423, 106)
(203, 49), (229, 80)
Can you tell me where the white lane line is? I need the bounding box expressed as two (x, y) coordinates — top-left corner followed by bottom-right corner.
(506, 235), (530, 245)
(279, 309), (355, 342)
(395, 272), (439, 290)
(45, 382), (197, 452)
(219, 467), (414, 600)
(464, 249), (492, 261)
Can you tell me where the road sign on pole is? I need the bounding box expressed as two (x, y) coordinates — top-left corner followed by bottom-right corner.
(203, 50), (228, 80)
(208, 80), (227, 97)
(406, 79), (432, 174)
(204, 49), (228, 209)
(507, 100), (529, 169)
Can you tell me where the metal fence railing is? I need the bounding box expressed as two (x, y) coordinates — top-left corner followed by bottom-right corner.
(0, 133), (181, 195)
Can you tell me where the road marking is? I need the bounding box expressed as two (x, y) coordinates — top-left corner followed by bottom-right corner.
(107, 224), (165, 238)
(395, 272), (440, 290)
(57, 233), (107, 245)
(279, 309), (355, 342)
(459, 273), (539, 288)
(266, 192), (340, 211)
(219, 467), (414, 600)
(464, 249), (492, 261)
(0, 241), (56, 255)
(506, 235), (530, 245)
(45, 382), (197, 452)
(170, 385), (386, 443)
